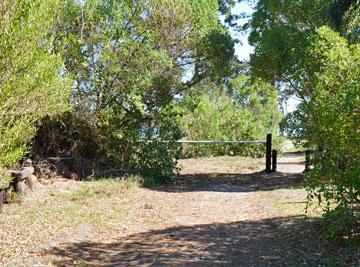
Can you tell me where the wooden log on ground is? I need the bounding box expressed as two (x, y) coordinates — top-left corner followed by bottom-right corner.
(0, 177), (10, 212)
(18, 166), (35, 180)
(16, 180), (26, 194)
(26, 174), (38, 191)
(10, 166), (35, 180)
(10, 166), (35, 194)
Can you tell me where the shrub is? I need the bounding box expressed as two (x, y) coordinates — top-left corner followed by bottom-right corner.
(0, 0), (71, 175)
(126, 107), (183, 184)
(286, 27), (360, 241)
(178, 78), (282, 158)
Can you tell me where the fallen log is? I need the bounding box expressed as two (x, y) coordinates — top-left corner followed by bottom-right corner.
(11, 166), (35, 180)
(10, 166), (35, 194)
(15, 180), (26, 194)
(0, 178), (9, 212)
(26, 174), (38, 191)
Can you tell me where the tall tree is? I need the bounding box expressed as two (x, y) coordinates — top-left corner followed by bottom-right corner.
(55, 0), (235, 121)
(33, 0), (236, 181)
(246, 0), (332, 99)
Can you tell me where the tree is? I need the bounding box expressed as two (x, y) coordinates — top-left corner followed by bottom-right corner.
(338, 0), (360, 43)
(33, 0), (236, 182)
(0, 0), (71, 176)
(302, 27), (359, 240)
(246, 0), (332, 99)
(243, 0), (360, 239)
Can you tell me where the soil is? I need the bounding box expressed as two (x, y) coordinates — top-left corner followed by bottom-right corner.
(0, 154), (358, 266)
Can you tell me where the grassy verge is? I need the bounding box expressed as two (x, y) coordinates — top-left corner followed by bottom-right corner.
(0, 176), (141, 264)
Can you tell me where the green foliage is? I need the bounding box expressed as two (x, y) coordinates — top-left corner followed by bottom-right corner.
(247, 0), (333, 97)
(286, 27), (360, 240)
(340, 1), (360, 43)
(178, 77), (282, 158)
(321, 206), (359, 243)
(126, 107), (183, 184)
(0, 0), (71, 171)
(328, 0), (359, 34)
(36, 0), (235, 182)
(248, 0), (359, 240)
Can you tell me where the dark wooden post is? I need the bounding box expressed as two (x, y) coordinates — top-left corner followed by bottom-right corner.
(0, 189), (4, 213)
(305, 150), (311, 172)
(272, 150), (277, 172)
(266, 134), (272, 173)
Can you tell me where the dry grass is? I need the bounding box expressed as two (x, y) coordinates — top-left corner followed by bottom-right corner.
(178, 156), (265, 174)
(0, 177), (141, 265)
(0, 155), (358, 266)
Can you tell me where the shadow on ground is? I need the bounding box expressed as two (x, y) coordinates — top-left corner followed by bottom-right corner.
(46, 216), (358, 266)
(157, 172), (304, 193)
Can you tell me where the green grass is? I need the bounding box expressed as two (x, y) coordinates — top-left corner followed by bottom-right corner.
(65, 175), (141, 200)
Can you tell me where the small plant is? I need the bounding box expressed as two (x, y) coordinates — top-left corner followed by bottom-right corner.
(322, 206), (359, 244)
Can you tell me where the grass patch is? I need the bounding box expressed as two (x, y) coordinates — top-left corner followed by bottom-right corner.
(65, 175), (141, 201)
(276, 201), (308, 216)
(276, 199), (339, 219)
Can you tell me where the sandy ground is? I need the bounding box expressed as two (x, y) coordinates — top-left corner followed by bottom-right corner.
(0, 154), (358, 266)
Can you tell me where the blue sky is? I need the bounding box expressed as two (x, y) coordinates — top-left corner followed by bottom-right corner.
(232, 2), (255, 61)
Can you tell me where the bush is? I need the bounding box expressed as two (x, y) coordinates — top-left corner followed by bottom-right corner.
(321, 206), (359, 243)
(33, 106), (182, 183)
(177, 78), (282, 158)
(286, 27), (360, 241)
(126, 106), (183, 184)
(31, 0), (235, 183)
(0, 0), (70, 175)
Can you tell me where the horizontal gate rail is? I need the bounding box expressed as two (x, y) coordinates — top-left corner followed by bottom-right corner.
(172, 140), (266, 144)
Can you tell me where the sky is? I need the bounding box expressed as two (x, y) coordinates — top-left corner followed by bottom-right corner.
(232, 2), (255, 61)
(231, 2), (301, 113)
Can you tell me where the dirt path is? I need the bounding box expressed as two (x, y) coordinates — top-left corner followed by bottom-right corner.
(0, 154), (358, 266)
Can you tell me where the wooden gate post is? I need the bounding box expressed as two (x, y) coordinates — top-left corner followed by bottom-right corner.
(272, 150), (277, 172)
(266, 134), (272, 173)
(305, 150), (311, 172)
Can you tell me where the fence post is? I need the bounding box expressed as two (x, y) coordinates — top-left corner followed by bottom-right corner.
(272, 150), (277, 172)
(266, 134), (272, 173)
(305, 150), (311, 172)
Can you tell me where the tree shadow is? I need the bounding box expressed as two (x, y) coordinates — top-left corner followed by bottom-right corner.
(46, 216), (358, 266)
(156, 172), (303, 193)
